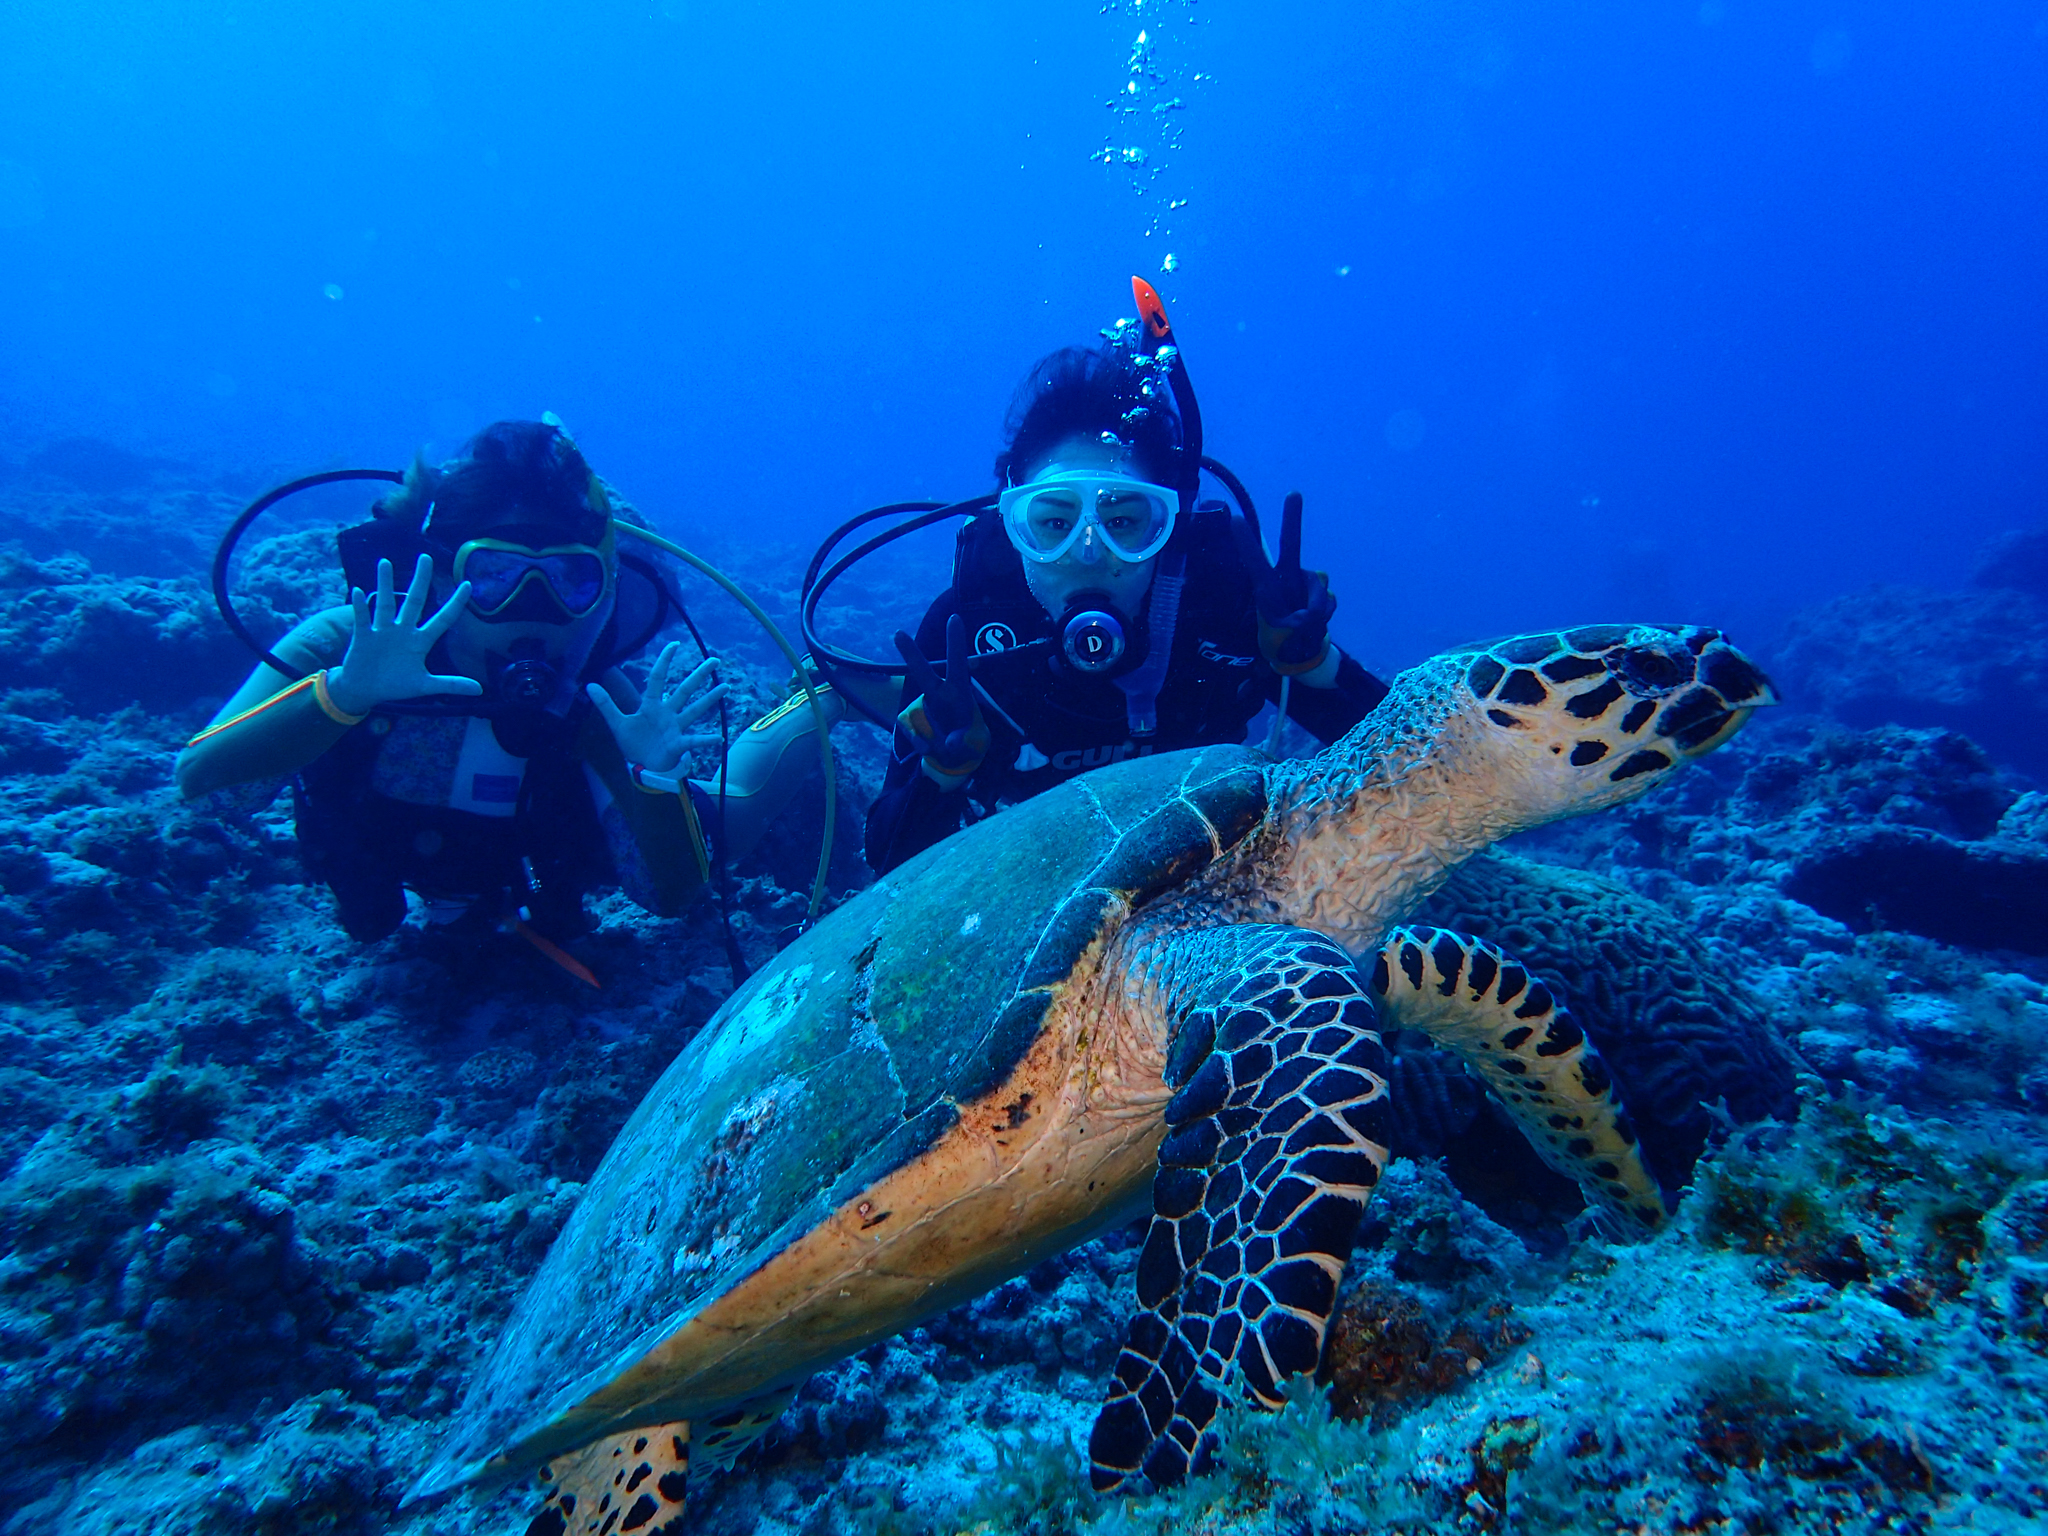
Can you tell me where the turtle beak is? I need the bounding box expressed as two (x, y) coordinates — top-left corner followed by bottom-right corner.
(1660, 632), (1780, 759)
(1673, 703), (1759, 759)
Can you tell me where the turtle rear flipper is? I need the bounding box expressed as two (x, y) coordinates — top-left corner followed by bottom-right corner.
(1370, 925), (1669, 1238)
(525, 1422), (689, 1536)
(691, 1384), (797, 1474)
(1091, 925), (1393, 1494)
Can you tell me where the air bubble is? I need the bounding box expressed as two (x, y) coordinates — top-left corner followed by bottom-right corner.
(322, 283), (345, 301)
(1100, 0), (1201, 237)
(1160, 252), (1179, 273)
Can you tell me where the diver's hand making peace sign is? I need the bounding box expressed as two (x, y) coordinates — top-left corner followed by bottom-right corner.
(894, 614), (990, 788)
(587, 642), (729, 775)
(1250, 491), (1338, 676)
(324, 553), (483, 716)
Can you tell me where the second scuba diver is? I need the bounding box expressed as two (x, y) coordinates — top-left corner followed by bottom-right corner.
(177, 420), (830, 974)
(862, 289), (1390, 874)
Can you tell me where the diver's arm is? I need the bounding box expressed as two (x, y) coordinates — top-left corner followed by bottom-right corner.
(580, 660), (846, 914)
(174, 609), (360, 799)
(178, 555), (482, 800)
(1269, 647), (1391, 744)
(577, 698), (713, 918)
(863, 731), (971, 875)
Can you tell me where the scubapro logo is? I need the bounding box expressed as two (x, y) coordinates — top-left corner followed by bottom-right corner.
(974, 622), (1018, 655)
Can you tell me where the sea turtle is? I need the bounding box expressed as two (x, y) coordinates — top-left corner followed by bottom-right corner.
(407, 621), (1777, 1532)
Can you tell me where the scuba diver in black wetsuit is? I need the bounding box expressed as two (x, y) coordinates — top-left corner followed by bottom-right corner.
(858, 286), (1390, 876)
(177, 420), (832, 977)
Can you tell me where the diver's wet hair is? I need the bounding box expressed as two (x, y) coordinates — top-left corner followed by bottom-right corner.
(376, 421), (610, 544)
(995, 345), (1184, 488)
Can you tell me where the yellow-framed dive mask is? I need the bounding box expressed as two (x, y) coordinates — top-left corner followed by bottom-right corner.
(452, 538), (612, 619)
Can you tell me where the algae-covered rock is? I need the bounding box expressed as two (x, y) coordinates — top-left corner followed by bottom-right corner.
(0, 547), (252, 713)
(1771, 584), (2048, 777)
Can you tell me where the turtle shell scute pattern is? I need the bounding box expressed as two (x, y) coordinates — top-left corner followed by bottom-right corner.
(916, 747), (1270, 1107)
(1452, 623), (1772, 774)
(415, 745), (1268, 1486)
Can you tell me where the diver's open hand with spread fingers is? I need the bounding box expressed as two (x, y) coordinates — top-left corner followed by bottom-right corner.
(587, 643), (728, 774)
(325, 553), (482, 716)
(895, 614), (989, 787)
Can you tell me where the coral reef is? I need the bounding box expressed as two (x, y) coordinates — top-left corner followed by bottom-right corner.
(1973, 520), (2048, 603)
(1770, 582), (2048, 777)
(1785, 822), (2048, 954)
(0, 547), (256, 714)
(0, 442), (235, 577)
(2, 462), (2046, 1536)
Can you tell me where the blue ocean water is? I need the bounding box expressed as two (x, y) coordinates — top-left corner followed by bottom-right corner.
(1, 4), (2046, 1534)
(4, 1), (2043, 658)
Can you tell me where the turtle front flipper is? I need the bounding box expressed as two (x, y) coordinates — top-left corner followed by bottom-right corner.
(525, 1422), (689, 1536)
(1371, 925), (1669, 1238)
(1091, 924), (1393, 1494)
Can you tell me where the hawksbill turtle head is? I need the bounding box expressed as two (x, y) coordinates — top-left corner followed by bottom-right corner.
(1438, 622), (1779, 824)
(1264, 623), (1777, 949)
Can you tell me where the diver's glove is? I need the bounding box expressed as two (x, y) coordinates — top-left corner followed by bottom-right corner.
(587, 643), (728, 782)
(324, 554), (483, 717)
(1252, 492), (1337, 677)
(894, 615), (989, 790)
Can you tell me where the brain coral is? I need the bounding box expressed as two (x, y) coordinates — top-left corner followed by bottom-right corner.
(1415, 851), (1800, 1194)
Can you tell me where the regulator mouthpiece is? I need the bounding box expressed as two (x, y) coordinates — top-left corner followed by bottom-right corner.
(496, 640), (560, 706)
(1061, 599), (1127, 673)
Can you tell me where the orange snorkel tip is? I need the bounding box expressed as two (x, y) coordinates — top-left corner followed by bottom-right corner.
(1131, 275), (1173, 345)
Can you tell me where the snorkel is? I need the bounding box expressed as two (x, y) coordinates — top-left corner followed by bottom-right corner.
(1018, 278), (1206, 674)
(1129, 275), (1204, 520)
(798, 276), (1256, 718)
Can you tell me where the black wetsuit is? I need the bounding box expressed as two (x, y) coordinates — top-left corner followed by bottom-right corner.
(864, 507), (1389, 874)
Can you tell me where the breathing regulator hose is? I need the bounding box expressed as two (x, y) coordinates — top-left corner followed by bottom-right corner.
(211, 468), (405, 681)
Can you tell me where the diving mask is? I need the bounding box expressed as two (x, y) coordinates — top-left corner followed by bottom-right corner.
(454, 538), (610, 619)
(998, 472), (1178, 566)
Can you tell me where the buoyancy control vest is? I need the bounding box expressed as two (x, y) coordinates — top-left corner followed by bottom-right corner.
(291, 692), (610, 944)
